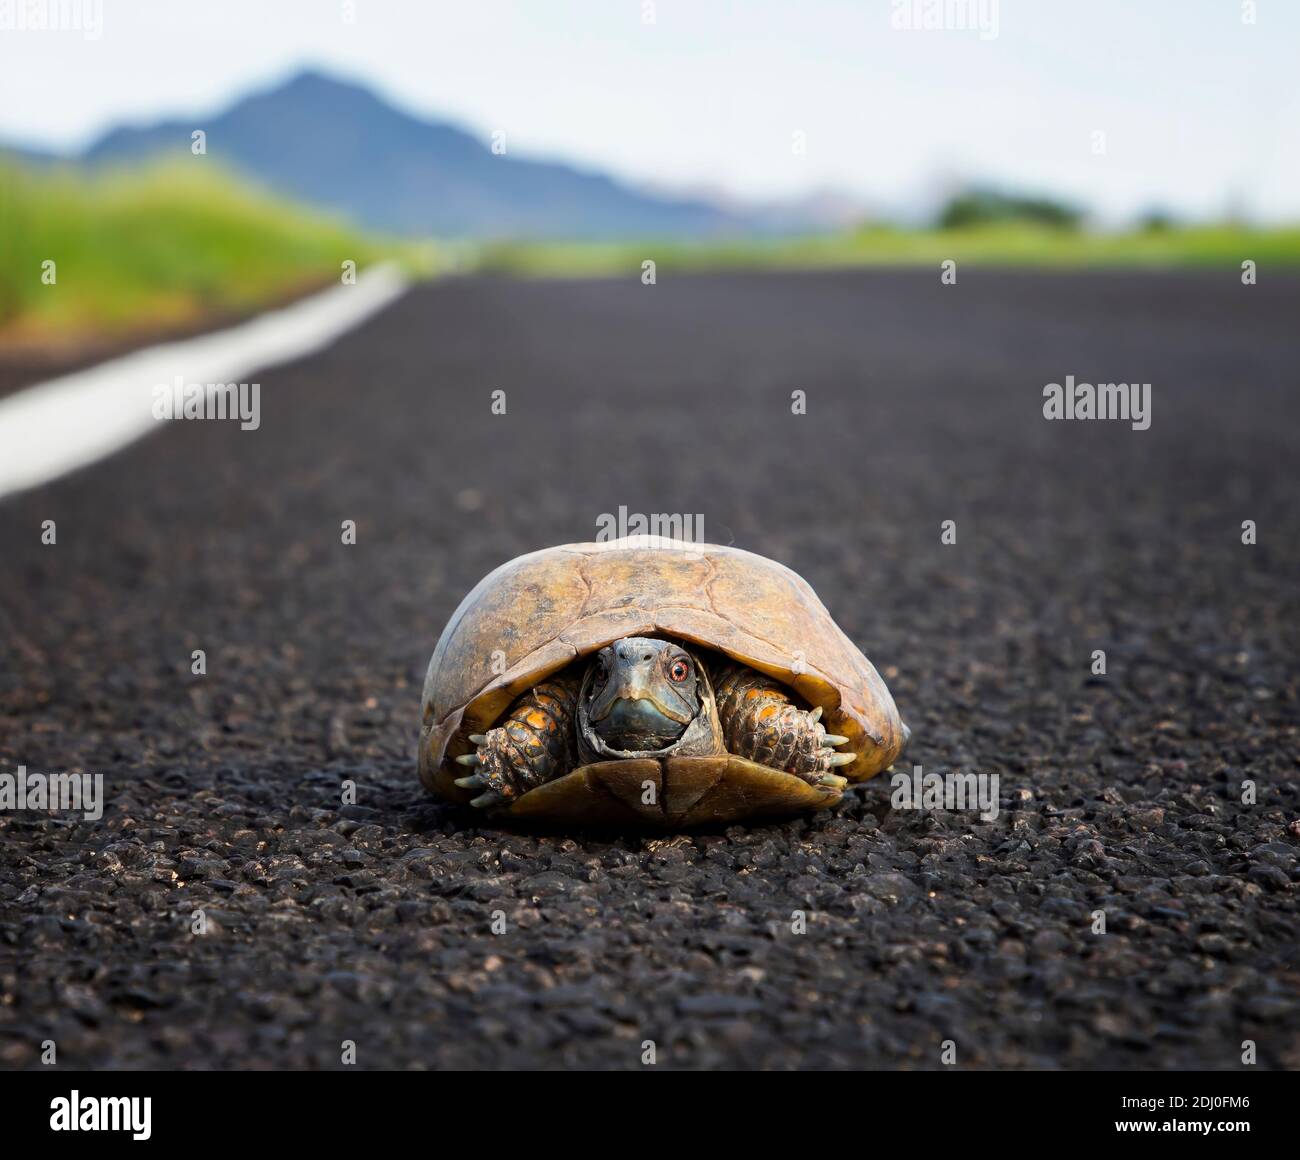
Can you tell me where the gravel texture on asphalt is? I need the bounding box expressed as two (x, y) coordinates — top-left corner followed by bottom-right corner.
(1, 270), (1297, 1070)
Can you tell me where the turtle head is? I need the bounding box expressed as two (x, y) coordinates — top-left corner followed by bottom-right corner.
(581, 637), (701, 752)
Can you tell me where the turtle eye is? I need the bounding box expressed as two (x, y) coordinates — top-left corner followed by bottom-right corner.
(668, 658), (690, 682)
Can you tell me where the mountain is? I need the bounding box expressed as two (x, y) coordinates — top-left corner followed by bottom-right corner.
(662, 183), (877, 233)
(60, 70), (752, 240)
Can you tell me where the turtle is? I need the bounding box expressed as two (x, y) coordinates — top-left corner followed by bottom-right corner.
(419, 536), (910, 827)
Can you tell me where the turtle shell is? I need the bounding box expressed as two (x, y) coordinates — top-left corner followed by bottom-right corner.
(419, 536), (908, 823)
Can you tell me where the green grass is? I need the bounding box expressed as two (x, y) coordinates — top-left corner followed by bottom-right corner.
(0, 160), (435, 342)
(474, 222), (1300, 279)
(4, 157), (1296, 344)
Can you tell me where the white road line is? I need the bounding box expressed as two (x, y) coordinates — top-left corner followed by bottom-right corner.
(0, 263), (408, 500)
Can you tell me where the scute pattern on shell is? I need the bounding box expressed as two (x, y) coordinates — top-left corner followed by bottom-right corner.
(420, 537), (906, 806)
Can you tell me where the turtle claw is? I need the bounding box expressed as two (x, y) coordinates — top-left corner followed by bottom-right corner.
(817, 773), (848, 789)
(455, 730), (509, 810)
(823, 733), (849, 746)
(826, 752), (855, 768)
(808, 706), (823, 724)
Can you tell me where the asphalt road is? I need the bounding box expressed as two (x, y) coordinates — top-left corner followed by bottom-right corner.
(1, 269), (1297, 1070)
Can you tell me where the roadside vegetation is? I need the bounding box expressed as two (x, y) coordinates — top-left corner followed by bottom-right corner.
(0, 160), (432, 345)
(476, 222), (1300, 278)
(476, 183), (1299, 276)
(3, 162), (1295, 348)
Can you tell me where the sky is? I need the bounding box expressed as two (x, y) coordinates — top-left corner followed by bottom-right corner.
(2, 0), (1298, 223)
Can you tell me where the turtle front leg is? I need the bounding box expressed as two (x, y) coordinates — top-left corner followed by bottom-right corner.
(453, 674), (580, 809)
(713, 664), (853, 786)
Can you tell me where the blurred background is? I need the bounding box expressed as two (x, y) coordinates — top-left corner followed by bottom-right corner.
(2, 0), (1298, 349)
